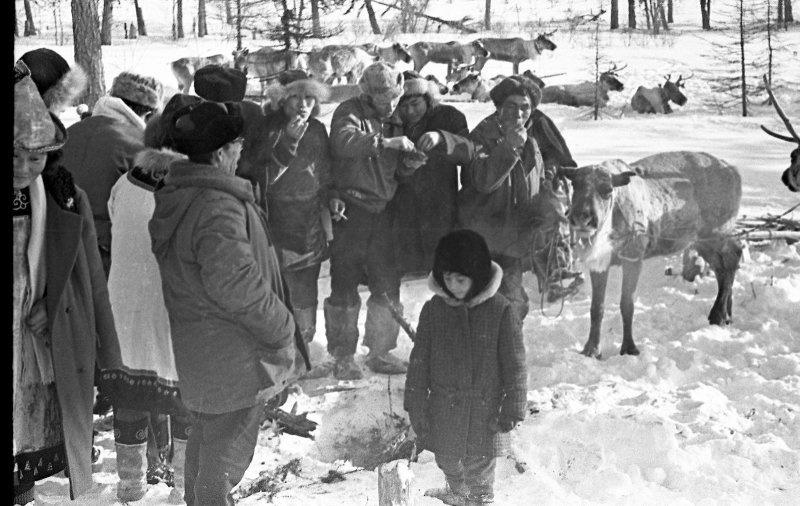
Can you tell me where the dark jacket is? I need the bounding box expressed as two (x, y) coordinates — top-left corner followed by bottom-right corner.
(42, 169), (123, 498)
(404, 263), (528, 457)
(390, 103), (468, 276)
(262, 113), (332, 271)
(148, 161), (305, 414)
(530, 109), (577, 172)
(329, 95), (411, 213)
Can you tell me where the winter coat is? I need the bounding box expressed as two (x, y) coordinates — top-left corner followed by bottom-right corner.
(457, 111), (546, 259)
(530, 109), (577, 172)
(390, 103), (468, 276)
(404, 263), (528, 458)
(43, 169), (123, 498)
(329, 95), (412, 213)
(148, 161), (307, 415)
(104, 148), (186, 414)
(61, 96), (145, 255)
(262, 113), (332, 271)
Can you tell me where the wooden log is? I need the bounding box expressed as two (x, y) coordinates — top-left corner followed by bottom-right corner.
(262, 402), (318, 439)
(736, 230), (800, 241)
(377, 460), (414, 506)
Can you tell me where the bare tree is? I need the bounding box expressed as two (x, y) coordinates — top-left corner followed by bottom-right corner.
(101, 0), (114, 45)
(785, 0), (794, 22)
(198, 0), (208, 37)
(174, 0), (184, 38)
(133, 0), (147, 35)
(71, 0), (105, 108)
(24, 0), (37, 36)
(610, 0), (619, 28)
(628, 0), (636, 27)
(485, 0), (491, 30)
(364, 0), (381, 34)
(667, 0), (674, 22)
(225, 0), (233, 24)
(700, 0), (712, 29)
(311, 0), (321, 36)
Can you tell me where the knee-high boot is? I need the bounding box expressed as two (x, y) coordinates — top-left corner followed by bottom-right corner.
(114, 415), (149, 502)
(167, 438), (187, 504)
(364, 297), (407, 374)
(294, 305), (318, 344)
(324, 298), (363, 380)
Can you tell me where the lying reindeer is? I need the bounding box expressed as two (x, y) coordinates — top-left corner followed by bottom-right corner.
(560, 151), (743, 358)
(541, 64), (625, 108)
(630, 74), (689, 114)
(449, 72), (501, 102)
(761, 75), (799, 192)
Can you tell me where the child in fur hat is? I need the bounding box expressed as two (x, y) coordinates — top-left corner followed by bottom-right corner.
(405, 229), (528, 506)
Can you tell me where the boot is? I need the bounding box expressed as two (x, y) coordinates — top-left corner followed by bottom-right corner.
(167, 438), (187, 504)
(115, 442), (148, 502)
(294, 305), (318, 344)
(324, 298), (363, 380)
(424, 480), (469, 506)
(364, 298), (407, 375)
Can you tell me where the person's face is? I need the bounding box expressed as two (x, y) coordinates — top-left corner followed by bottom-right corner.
(497, 94), (533, 129)
(219, 137), (244, 175)
(443, 271), (474, 301)
(283, 93), (316, 121)
(13, 148), (47, 189)
(371, 94), (401, 119)
(398, 95), (428, 126)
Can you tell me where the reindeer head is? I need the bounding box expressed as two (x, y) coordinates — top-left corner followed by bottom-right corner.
(232, 48), (250, 73)
(559, 164), (637, 238)
(662, 73), (689, 106)
(535, 30), (558, 52)
(761, 75), (800, 192)
(600, 63), (626, 91)
(393, 43), (413, 64)
(471, 39), (490, 58)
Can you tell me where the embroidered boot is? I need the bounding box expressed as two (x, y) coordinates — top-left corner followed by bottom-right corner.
(115, 442), (148, 502)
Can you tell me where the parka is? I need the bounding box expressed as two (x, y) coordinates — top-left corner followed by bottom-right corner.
(43, 172), (122, 498)
(390, 103), (468, 276)
(148, 161), (307, 415)
(404, 263), (528, 457)
(329, 95), (411, 213)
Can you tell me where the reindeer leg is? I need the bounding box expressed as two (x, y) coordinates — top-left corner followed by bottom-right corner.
(619, 260), (643, 356)
(513, 61), (519, 75)
(581, 269), (609, 359)
(696, 238), (741, 325)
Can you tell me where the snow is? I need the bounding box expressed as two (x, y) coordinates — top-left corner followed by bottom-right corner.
(14, 0), (800, 504)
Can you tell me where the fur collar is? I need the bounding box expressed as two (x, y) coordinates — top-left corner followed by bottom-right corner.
(427, 261), (503, 308)
(92, 95), (146, 130)
(41, 65), (88, 114)
(129, 148), (187, 192)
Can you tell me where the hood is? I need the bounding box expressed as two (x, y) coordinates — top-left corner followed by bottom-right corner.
(427, 261), (503, 308)
(149, 161), (255, 259)
(129, 148), (187, 192)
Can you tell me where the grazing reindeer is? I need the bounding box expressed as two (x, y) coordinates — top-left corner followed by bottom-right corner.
(761, 75), (800, 192)
(170, 54), (231, 93)
(560, 152), (743, 358)
(232, 47), (308, 95)
(361, 42), (413, 65)
(407, 40), (489, 75)
(541, 63), (626, 108)
(472, 31), (558, 74)
(631, 74), (690, 114)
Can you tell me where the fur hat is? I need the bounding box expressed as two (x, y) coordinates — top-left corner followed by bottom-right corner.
(110, 71), (164, 110)
(194, 65), (247, 102)
(14, 73), (67, 153)
(166, 101), (244, 156)
(18, 48), (88, 114)
(433, 229), (493, 300)
(359, 62), (404, 102)
(264, 70), (331, 117)
(401, 73), (441, 105)
(146, 94), (204, 149)
(489, 75), (542, 109)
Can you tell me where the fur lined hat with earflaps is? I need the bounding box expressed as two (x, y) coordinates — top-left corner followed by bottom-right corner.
(401, 71), (441, 106)
(359, 62), (404, 102)
(15, 72), (67, 153)
(264, 69), (331, 118)
(110, 71), (164, 110)
(432, 229), (493, 301)
(18, 48), (88, 114)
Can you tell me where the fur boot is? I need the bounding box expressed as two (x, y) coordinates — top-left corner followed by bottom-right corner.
(115, 442), (148, 502)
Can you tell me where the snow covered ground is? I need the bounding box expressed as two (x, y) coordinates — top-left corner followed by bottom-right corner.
(14, 0), (800, 504)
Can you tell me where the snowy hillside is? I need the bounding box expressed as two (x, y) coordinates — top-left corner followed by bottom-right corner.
(14, 0), (800, 504)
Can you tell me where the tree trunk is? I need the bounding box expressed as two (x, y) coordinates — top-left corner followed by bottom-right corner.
(311, 0), (321, 36)
(610, 0), (619, 29)
(364, 0), (381, 34)
(484, 0), (491, 30)
(786, 0), (794, 22)
(23, 0), (37, 36)
(738, 0), (746, 117)
(100, 0), (113, 44)
(176, 0), (184, 38)
(659, 3), (669, 30)
(700, 0), (711, 29)
(15, 2), (18, 37)
(778, 0), (785, 24)
(628, 0), (636, 28)
(643, 0), (652, 31)
(198, 0), (207, 37)
(377, 461), (413, 506)
(133, 0), (147, 35)
(236, 0), (243, 49)
(667, 0), (673, 22)
(71, 0), (105, 108)
(225, 0), (233, 24)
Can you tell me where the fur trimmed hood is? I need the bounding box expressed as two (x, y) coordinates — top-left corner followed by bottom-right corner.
(42, 65), (88, 114)
(264, 79), (331, 117)
(131, 147), (187, 189)
(427, 261), (503, 308)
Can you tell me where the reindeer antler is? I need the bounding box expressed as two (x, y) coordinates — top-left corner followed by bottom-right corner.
(606, 62), (627, 75)
(762, 74), (800, 143)
(540, 28), (558, 37)
(664, 73), (672, 81)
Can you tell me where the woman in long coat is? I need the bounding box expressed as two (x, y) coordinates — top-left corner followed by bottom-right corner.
(13, 68), (122, 503)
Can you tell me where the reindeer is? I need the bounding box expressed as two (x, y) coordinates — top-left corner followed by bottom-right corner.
(761, 75), (800, 192)
(472, 31), (558, 75)
(631, 74), (690, 114)
(446, 66), (547, 91)
(541, 63), (626, 108)
(360, 42), (413, 65)
(449, 72), (503, 102)
(560, 152), (743, 358)
(232, 47), (308, 96)
(170, 54), (231, 93)
(406, 40), (489, 75)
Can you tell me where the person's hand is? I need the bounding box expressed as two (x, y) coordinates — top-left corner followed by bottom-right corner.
(503, 126), (527, 150)
(329, 198), (347, 221)
(403, 149), (428, 170)
(416, 131), (443, 152)
(26, 297), (48, 339)
(285, 116), (309, 140)
(383, 136), (416, 152)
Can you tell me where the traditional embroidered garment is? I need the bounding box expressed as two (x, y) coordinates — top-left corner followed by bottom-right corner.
(13, 180), (67, 486)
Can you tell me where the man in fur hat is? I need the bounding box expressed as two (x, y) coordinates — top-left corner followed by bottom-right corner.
(61, 70), (164, 278)
(325, 62), (418, 379)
